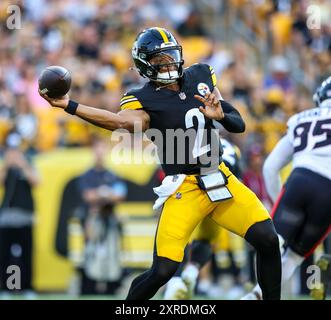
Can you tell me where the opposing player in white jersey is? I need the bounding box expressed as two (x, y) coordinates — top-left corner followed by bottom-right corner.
(242, 76), (331, 300)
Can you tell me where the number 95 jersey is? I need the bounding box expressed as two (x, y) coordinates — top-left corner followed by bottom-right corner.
(287, 106), (331, 180)
(120, 63), (220, 176)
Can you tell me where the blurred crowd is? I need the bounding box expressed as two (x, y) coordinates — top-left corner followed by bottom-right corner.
(0, 0), (331, 298)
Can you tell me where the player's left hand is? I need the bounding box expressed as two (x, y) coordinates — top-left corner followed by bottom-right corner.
(194, 92), (224, 121)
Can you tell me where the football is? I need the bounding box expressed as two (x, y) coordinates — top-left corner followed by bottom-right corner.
(38, 66), (71, 99)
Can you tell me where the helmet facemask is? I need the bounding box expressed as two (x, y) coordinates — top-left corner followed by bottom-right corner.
(132, 42), (184, 83)
(148, 49), (183, 84)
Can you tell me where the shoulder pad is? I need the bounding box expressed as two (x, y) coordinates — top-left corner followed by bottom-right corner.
(120, 92), (143, 110)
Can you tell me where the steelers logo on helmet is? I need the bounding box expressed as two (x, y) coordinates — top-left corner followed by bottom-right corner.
(197, 82), (211, 96)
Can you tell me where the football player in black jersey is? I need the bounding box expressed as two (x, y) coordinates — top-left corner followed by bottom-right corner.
(39, 27), (281, 300)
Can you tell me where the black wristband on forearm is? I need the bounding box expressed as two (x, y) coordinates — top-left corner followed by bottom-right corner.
(65, 100), (79, 115)
(217, 100), (245, 133)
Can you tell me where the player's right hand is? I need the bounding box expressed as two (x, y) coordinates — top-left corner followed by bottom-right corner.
(38, 89), (69, 109)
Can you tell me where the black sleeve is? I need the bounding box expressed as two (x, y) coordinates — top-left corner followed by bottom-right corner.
(217, 100), (246, 133)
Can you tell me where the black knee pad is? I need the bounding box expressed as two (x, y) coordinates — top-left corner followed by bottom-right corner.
(264, 232), (280, 252)
(245, 219), (279, 254)
(153, 256), (180, 281)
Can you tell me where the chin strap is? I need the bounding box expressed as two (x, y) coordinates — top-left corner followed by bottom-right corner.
(155, 81), (177, 91)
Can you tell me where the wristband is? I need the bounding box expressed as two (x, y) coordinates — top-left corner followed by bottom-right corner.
(65, 100), (79, 115)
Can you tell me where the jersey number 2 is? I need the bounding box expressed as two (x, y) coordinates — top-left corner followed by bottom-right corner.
(185, 109), (211, 158)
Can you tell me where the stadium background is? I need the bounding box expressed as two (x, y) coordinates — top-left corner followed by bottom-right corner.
(0, 0), (330, 299)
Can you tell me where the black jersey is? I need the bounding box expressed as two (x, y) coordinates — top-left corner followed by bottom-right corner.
(221, 139), (242, 179)
(120, 63), (243, 175)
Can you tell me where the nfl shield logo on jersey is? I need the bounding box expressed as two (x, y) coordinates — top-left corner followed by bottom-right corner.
(197, 83), (210, 96)
(175, 192), (182, 199)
